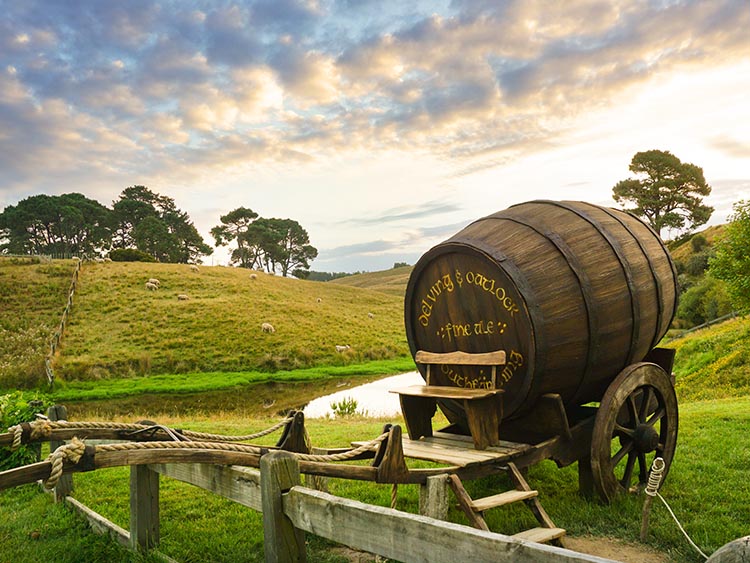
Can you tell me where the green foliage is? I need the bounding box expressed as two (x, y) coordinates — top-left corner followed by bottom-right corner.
(329, 396), (359, 417)
(709, 200), (750, 313)
(212, 209), (318, 277)
(0, 193), (111, 257)
(613, 149), (713, 238)
(0, 391), (51, 470)
(684, 250), (711, 277)
(111, 185), (212, 264)
(674, 276), (732, 328)
(109, 248), (156, 262)
(690, 233), (707, 252)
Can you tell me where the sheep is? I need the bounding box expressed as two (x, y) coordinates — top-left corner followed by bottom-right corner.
(177, 294), (189, 301)
(190, 264), (200, 272)
(335, 344), (351, 353)
(145, 282), (158, 291)
(261, 322), (275, 333)
(250, 273), (258, 280)
(316, 298), (322, 303)
(367, 312), (375, 319)
(147, 278), (161, 287)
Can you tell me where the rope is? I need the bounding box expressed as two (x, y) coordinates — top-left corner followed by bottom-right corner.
(293, 432), (389, 462)
(7, 417), (295, 446)
(642, 457), (709, 560)
(44, 437), (86, 490)
(391, 484), (398, 509)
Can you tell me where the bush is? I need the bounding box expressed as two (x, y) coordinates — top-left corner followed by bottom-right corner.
(690, 233), (708, 252)
(109, 248), (156, 262)
(685, 250), (712, 276)
(675, 276), (733, 328)
(0, 391), (52, 470)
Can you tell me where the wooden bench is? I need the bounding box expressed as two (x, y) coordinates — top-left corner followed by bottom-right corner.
(391, 350), (506, 450)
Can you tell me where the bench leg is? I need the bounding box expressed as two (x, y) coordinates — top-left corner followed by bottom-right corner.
(463, 394), (503, 450)
(399, 395), (436, 440)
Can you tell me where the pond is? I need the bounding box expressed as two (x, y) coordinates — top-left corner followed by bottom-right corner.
(303, 371), (423, 418)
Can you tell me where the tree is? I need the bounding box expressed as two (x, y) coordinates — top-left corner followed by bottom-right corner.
(613, 150), (713, 238)
(0, 193), (112, 257)
(709, 200), (750, 312)
(210, 207), (259, 268)
(112, 186), (211, 263)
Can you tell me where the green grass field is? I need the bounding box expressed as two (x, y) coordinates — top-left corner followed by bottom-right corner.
(2, 257), (750, 561)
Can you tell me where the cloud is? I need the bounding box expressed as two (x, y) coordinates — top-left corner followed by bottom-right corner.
(347, 201), (463, 225)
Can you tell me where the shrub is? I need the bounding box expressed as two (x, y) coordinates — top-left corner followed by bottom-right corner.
(0, 391), (52, 470)
(675, 276), (733, 327)
(330, 396), (359, 417)
(109, 248), (156, 262)
(690, 233), (708, 252)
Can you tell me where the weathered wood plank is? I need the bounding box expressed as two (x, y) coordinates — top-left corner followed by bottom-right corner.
(415, 350), (506, 366)
(471, 489), (538, 512)
(130, 465), (159, 551)
(261, 451), (306, 563)
(513, 527), (567, 544)
(148, 463), (262, 511)
(419, 474), (449, 520)
(283, 487), (619, 563)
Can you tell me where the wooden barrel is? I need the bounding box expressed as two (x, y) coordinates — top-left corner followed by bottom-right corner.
(404, 200), (678, 421)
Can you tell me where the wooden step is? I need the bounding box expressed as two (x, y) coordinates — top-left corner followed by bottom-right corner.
(513, 527), (566, 544)
(470, 489), (538, 512)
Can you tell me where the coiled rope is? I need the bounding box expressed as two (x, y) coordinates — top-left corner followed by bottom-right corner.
(43, 437), (86, 490)
(642, 457), (708, 560)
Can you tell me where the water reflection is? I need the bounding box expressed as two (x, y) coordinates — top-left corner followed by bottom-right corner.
(304, 371), (423, 418)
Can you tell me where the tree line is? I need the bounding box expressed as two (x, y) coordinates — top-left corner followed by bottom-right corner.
(0, 186), (317, 278)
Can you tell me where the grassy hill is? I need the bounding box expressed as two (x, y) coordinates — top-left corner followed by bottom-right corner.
(330, 265), (412, 296)
(0, 259), (412, 390)
(0, 257), (77, 388)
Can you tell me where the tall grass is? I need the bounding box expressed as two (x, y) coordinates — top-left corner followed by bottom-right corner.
(0, 258), (77, 389)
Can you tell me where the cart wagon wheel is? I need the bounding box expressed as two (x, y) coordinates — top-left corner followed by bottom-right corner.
(590, 362), (678, 503)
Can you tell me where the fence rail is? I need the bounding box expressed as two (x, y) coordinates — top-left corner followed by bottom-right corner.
(45, 259), (81, 386)
(38, 416), (618, 562)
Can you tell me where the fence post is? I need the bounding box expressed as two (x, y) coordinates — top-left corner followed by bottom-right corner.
(419, 474), (449, 520)
(47, 405), (73, 503)
(261, 451), (306, 563)
(130, 465), (160, 551)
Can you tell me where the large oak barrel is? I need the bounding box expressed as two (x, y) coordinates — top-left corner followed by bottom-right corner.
(404, 200), (678, 421)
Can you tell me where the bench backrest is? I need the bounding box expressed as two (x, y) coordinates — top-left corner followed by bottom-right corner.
(414, 350), (506, 388)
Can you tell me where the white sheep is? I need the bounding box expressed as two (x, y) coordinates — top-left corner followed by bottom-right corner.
(316, 298), (322, 303)
(145, 282), (158, 291)
(177, 294), (189, 300)
(250, 273), (258, 280)
(148, 278), (161, 287)
(261, 322), (275, 333)
(367, 312), (375, 319)
(335, 344), (351, 353)
(190, 264), (200, 272)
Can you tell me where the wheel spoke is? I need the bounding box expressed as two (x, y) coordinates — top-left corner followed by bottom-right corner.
(638, 452), (648, 483)
(612, 440), (633, 467)
(620, 452), (637, 488)
(638, 387), (653, 421)
(614, 423), (635, 437)
(646, 406), (665, 427)
(626, 395), (640, 425)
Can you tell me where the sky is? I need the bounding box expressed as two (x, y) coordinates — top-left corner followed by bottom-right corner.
(1, 0), (749, 272)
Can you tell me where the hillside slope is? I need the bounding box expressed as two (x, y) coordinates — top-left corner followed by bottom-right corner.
(55, 262), (408, 381)
(330, 265), (412, 296)
(0, 257), (77, 388)
(670, 315), (750, 401)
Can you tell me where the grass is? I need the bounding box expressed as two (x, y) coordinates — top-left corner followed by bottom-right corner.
(671, 315), (750, 401)
(0, 257), (77, 389)
(330, 265), (412, 296)
(1, 399), (747, 562)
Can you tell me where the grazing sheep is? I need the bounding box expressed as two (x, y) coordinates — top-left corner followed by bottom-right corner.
(316, 298), (322, 303)
(177, 294), (189, 300)
(261, 322), (275, 333)
(190, 264), (200, 272)
(367, 312), (375, 319)
(145, 282), (158, 291)
(250, 273), (258, 280)
(148, 278), (161, 287)
(335, 344), (351, 353)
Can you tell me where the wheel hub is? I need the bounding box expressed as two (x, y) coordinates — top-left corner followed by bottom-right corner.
(633, 423), (659, 453)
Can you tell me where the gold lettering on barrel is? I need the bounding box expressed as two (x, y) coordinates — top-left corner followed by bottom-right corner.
(437, 319), (508, 341)
(417, 273), (455, 326)
(498, 350), (524, 386)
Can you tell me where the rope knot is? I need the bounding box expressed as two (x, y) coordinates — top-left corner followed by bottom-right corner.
(43, 437), (86, 490)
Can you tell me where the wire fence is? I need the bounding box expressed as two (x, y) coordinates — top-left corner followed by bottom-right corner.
(45, 259), (82, 387)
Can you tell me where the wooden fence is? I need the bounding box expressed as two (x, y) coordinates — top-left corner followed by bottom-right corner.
(45, 259), (81, 386)
(43, 419), (619, 562)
